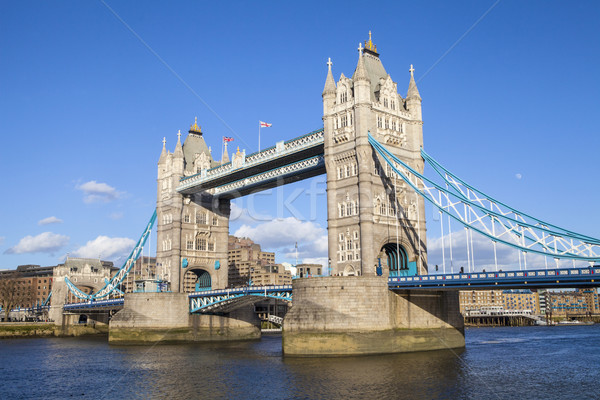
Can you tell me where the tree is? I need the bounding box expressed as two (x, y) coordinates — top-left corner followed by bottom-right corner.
(0, 272), (35, 322)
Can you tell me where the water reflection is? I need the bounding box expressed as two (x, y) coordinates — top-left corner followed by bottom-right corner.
(2, 326), (599, 400)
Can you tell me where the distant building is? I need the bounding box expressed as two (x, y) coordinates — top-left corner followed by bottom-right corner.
(459, 289), (541, 315)
(458, 290), (504, 314)
(0, 259), (115, 309)
(502, 289), (540, 314)
(548, 288), (599, 316)
(0, 264), (54, 308)
(123, 256), (157, 293)
(227, 235), (290, 287)
(296, 264), (323, 278)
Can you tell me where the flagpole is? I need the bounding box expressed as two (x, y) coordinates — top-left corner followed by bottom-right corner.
(221, 137), (224, 164)
(258, 121), (261, 152)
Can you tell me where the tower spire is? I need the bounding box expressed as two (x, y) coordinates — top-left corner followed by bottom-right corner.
(189, 117), (202, 135)
(353, 49), (369, 81)
(407, 64), (421, 100)
(159, 137), (167, 162)
(323, 57), (336, 95)
(363, 30), (378, 56)
(174, 129), (183, 158)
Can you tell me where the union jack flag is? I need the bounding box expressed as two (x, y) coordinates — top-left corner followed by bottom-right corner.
(259, 121), (272, 128)
(223, 136), (234, 142)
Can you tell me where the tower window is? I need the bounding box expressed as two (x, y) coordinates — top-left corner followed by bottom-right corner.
(184, 214), (190, 223)
(196, 237), (207, 251)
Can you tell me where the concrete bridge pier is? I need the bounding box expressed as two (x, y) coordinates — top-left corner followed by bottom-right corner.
(282, 276), (465, 356)
(108, 293), (261, 344)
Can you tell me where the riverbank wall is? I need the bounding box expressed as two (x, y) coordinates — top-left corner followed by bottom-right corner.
(0, 322), (108, 338)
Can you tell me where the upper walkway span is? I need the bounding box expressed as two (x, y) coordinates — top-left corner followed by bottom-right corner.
(176, 129), (324, 197)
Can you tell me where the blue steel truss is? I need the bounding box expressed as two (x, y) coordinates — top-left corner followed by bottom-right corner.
(177, 129), (325, 196)
(64, 210), (157, 301)
(189, 286), (292, 313)
(63, 298), (124, 311)
(369, 133), (600, 263)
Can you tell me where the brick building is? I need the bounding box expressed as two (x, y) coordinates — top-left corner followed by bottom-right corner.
(227, 235), (291, 287)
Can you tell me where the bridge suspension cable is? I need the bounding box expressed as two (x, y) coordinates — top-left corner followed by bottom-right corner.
(64, 210), (157, 301)
(368, 133), (600, 264)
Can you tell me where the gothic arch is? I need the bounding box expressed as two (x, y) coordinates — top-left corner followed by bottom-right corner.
(343, 265), (356, 276)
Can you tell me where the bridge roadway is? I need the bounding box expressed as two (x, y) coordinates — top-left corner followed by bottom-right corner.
(176, 129), (324, 198)
(62, 266), (599, 314)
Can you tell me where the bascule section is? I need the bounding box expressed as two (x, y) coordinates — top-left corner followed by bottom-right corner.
(156, 119), (231, 293)
(322, 32), (427, 277)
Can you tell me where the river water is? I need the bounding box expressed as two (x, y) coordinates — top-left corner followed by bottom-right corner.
(1, 325), (599, 399)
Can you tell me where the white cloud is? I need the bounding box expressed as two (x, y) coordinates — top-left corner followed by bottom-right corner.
(5, 232), (69, 254)
(234, 217), (328, 259)
(77, 180), (119, 203)
(70, 236), (135, 260)
(515, 173), (522, 180)
(0, 237), (5, 246)
(38, 216), (63, 225)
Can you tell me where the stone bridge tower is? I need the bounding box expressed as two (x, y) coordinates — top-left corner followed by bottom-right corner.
(156, 119), (230, 293)
(323, 32), (427, 277)
(49, 258), (114, 323)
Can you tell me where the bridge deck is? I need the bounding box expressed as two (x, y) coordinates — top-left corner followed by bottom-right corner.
(63, 298), (124, 312)
(389, 266), (600, 290)
(60, 267), (598, 313)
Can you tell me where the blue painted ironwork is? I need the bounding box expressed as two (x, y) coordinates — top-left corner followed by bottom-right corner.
(41, 291), (52, 307)
(63, 298), (124, 311)
(211, 155), (325, 198)
(177, 128), (324, 194)
(105, 278), (124, 296)
(388, 266), (600, 290)
(189, 285), (292, 313)
(194, 270), (212, 292)
(369, 134), (600, 263)
(64, 210), (157, 301)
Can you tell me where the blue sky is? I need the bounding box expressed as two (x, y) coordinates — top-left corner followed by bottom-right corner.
(1, 1), (599, 271)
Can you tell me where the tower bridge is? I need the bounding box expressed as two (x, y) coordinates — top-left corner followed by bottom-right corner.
(53, 33), (600, 355)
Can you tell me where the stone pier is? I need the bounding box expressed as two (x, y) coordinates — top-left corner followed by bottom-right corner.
(282, 276), (465, 356)
(108, 292), (261, 344)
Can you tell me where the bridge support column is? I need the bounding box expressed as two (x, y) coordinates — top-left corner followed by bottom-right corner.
(109, 293), (261, 344)
(282, 276), (464, 356)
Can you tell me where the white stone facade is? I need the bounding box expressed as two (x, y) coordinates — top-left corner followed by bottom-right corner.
(156, 124), (230, 293)
(323, 35), (427, 277)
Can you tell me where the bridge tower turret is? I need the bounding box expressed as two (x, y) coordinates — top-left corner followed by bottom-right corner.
(323, 32), (428, 277)
(156, 119), (230, 293)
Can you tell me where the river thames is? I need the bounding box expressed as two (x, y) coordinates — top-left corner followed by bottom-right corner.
(1, 325), (598, 399)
